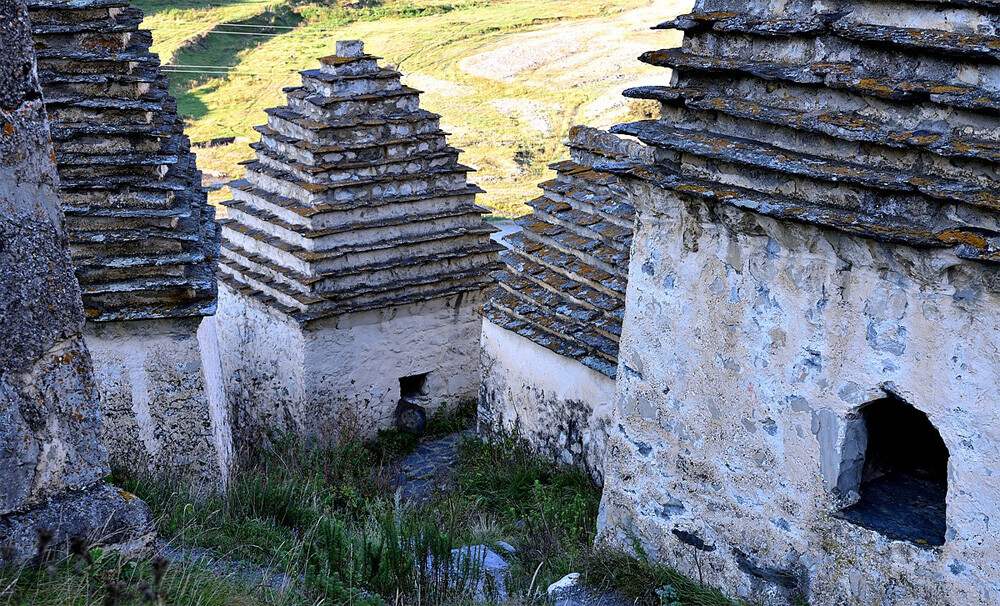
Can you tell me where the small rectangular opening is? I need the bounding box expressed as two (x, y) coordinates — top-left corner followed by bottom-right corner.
(836, 395), (948, 546)
(399, 373), (429, 403)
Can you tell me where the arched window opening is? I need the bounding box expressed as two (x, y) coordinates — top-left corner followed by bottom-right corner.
(837, 395), (948, 546)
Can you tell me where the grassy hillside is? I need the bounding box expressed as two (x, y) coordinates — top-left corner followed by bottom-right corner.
(135, 0), (688, 216)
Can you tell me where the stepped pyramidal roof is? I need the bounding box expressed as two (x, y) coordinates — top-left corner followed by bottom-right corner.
(607, 0), (1000, 265)
(218, 40), (502, 322)
(484, 127), (651, 379)
(27, 0), (219, 322)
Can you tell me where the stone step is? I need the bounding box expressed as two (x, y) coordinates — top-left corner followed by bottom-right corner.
(526, 195), (632, 250)
(264, 105), (441, 146)
(30, 8), (142, 33)
(495, 274), (620, 354)
(223, 230), (506, 300)
(317, 52), (381, 77)
(505, 232), (627, 296)
(76, 272), (213, 296)
(220, 249), (498, 321)
(34, 29), (143, 56)
(498, 250), (624, 330)
(228, 186), (484, 236)
(252, 143), (462, 185)
(61, 191), (179, 216)
(484, 286), (617, 378)
(656, 11), (835, 35)
(606, 161), (1000, 261)
(833, 20), (1000, 61)
(38, 65), (162, 87)
(34, 43), (157, 64)
(299, 67), (403, 97)
(483, 298), (590, 362)
(244, 159), (473, 207)
(642, 48), (1000, 114)
(515, 214), (629, 270)
(228, 178), (483, 223)
(539, 177), (635, 226)
(614, 120), (1000, 211)
(286, 86), (422, 122)
(42, 87), (170, 110)
(255, 124), (448, 167)
(28, 0), (130, 9)
(310, 245), (502, 297)
(221, 216), (498, 275)
(625, 85), (1000, 164)
(223, 196), (487, 253)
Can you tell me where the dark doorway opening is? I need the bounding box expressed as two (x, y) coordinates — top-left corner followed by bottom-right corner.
(399, 373), (429, 404)
(837, 395), (948, 546)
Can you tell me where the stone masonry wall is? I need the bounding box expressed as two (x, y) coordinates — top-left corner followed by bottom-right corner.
(0, 0), (151, 563)
(84, 318), (232, 493)
(597, 0), (1000, 603)
(479, 126), (650, 482)
(217, 40), (499, 443)
(598, 190), (1000, 605)
(26, 0), (230, 493)
(219, 282), (484, 443)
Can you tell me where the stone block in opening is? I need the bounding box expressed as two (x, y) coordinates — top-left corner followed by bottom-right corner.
(399, 372), (429, 404)
(835, 395), (948, 546)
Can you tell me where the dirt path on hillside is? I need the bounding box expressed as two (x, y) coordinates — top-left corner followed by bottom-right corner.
(459, 0), (692, 127)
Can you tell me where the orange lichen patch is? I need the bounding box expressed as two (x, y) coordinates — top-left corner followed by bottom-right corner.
(317, 54), (381, 66)
(936, 228), (992, 249)
(1, 121), (13, 137)
(693, 11), (741, 19)
(809, 63), (857, 76)
(835, 22), (1000, 58)
(117, 489), (137, 505)
(80, 36), (126, 52)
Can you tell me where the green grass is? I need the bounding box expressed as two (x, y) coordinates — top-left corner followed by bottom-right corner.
(0, 552), (295, 606)
(1, 407), (737, 605)
(131, 0), (682, 216)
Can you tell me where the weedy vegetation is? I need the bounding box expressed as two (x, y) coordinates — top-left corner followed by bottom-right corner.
(0, 402), (738, 605)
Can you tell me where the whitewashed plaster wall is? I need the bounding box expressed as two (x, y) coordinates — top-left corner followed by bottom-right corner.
(597, 187), (1000, 605)
(479, 319), (615, 483)
(84, 317), (232, 494)
(218, 282), (484, 444)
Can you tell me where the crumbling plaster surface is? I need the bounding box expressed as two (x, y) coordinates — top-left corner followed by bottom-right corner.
(218, 282), (484, 443)
(84, 317), (233, 494)
(479, 319), (614, 483)
(597, 186), (1000, 605)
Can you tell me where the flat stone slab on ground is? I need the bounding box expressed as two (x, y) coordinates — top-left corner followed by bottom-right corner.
(395, 430), (474, 501)
(548, 573), (634, 606)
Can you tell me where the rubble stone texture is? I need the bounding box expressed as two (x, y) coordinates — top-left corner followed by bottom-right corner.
(27, 0), (231, 493)
(479, 126), (649, 482)
(0, 0), (152, 564)
(216, 41), (501, 441)
(597, 0), (1000, 604)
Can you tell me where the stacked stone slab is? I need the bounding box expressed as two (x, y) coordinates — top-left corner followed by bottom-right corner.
(27, 0), (231, 494)
(597, 1), (1000, 604)
(217, 41), (502, 441)
(479, 126), (649, 481)
(28, 0), (217, 320)
(0, 0), (152, 564)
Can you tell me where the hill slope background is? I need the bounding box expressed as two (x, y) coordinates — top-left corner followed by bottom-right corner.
(135, 0), (689, 216)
